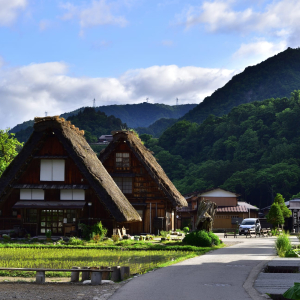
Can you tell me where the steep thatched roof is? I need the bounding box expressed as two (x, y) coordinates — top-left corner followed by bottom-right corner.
(99, 131), (188, 207)
(0, 116), (141, 223)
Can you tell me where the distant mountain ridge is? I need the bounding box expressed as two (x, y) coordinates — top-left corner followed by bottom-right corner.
(10, 103), (197, 134)
(181, 47), (300, 123)
(95, 103), (197, 128)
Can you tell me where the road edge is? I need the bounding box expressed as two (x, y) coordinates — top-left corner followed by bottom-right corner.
(243, 255), (276, 299)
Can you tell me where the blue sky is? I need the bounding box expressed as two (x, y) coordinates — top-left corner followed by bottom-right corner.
(0, 0), (299, 128)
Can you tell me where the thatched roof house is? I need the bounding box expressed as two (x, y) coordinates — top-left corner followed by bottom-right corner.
(99, 131), (187, 208)
(0, 117), (141, 230)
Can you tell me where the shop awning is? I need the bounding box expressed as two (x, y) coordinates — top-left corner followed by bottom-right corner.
(13, 201), (86, 209)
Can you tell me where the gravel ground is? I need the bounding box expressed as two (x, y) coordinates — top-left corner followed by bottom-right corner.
(0, 280), (128, 300)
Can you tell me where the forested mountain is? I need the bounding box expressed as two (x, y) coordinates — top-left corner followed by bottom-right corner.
(141, 91), (300, 209)
(15, 108), (127, 143)
(181, 48), (300, 124)
(10, 103), (196, 141)
(136, 118), (177, 137)
(96, 103), (197, 128)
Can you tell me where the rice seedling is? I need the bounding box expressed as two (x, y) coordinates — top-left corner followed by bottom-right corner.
(0, 248), (197, 277)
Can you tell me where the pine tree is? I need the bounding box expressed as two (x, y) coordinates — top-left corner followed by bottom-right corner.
(274, 193), (292, 219)
(267, 203), (284, 228)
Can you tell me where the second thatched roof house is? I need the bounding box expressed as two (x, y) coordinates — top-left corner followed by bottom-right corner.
(0, 116), (141, 236)
(99, 130), (188, 235)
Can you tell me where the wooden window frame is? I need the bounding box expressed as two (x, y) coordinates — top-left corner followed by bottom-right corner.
(115, 153), (130, 170)
(114, 177), (133, 194)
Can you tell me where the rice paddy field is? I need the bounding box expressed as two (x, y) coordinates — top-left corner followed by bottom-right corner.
(0, 248), (199, 277)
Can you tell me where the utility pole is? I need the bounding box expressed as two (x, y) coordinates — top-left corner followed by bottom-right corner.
(176, 98), (178, 106)
(45, 112), (47, 117)
(93, 98), (96, 108)
(146, 98), (149, 103)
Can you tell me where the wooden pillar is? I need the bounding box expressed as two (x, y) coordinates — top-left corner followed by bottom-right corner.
(171, 210), (174, 231)
(91, 270), (102, 285)
(36, 271), (45, 284)
(81, 267), (90, 281)
(71, 267), (80, 282)
(297, 209), (299, 233)
(111, 266), (120, 282)
(120, 266), (130, 281)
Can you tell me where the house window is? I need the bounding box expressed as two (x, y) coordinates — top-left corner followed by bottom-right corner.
(60, 189), (85, 200)
(20, 189), (44, 200)
(115, 153), (130, 169)
(40, 159), (65, 181)
(114, 177), (132, 193)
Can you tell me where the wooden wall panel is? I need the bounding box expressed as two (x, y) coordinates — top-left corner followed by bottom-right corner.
(200, 196), (237, 207)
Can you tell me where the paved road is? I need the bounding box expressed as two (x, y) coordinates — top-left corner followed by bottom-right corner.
(110, 236), (278, 300)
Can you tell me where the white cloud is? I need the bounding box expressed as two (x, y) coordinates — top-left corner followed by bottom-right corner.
(180, 0), (300, 36)
(233, 40), (287, 65)
(0, 0), (27, 26)
(0, 61), (237, 129)
(60, 0), (128, 32)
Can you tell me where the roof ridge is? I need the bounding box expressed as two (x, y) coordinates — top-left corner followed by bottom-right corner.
(34, 116), (85, 136)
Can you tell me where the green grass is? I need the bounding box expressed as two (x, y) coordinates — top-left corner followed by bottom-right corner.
(0, 241), (223, 277)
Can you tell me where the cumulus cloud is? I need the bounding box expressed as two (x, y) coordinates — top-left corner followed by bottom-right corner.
(0, 0), (27, 26)
(180, 0), (300, 36)
(0, 61), (236, 129)
(60, 0), (128, 32)
(232, 40), (287, 65)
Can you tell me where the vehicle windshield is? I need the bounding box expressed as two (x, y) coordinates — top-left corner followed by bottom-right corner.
(241, 220), (255, 225)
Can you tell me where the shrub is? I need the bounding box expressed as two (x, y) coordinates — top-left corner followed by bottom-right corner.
(68, 237), (84, 245)
(79, 221), (108, 241)
(92, 222), (107, 240)
(183, 230), (212, 247)
(112, 234), (119, 242)
(183, 227), (189, 234)
(208, 231), (220, 245)
(160, 231), (170, 238)
(275, 232), (292, 257)
(93, 234), (101, 243)
(2, 234), (11, 242)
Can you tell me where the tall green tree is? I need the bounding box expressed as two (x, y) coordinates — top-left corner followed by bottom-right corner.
(0, 129), (23, 176)
(267, 203), (284, 228)
(274, 193), (292, 219)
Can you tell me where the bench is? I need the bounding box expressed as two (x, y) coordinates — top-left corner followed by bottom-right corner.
(224, 230), (237, 238)
(260, 228), (272, 237)
(246, 229), (257, 238)
(0, 267), (127, 285)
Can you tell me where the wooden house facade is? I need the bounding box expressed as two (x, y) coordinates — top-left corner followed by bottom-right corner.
(0, 117), (141, 236)
(177, 188), (258, 231)
(99, 131), (187, 235)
